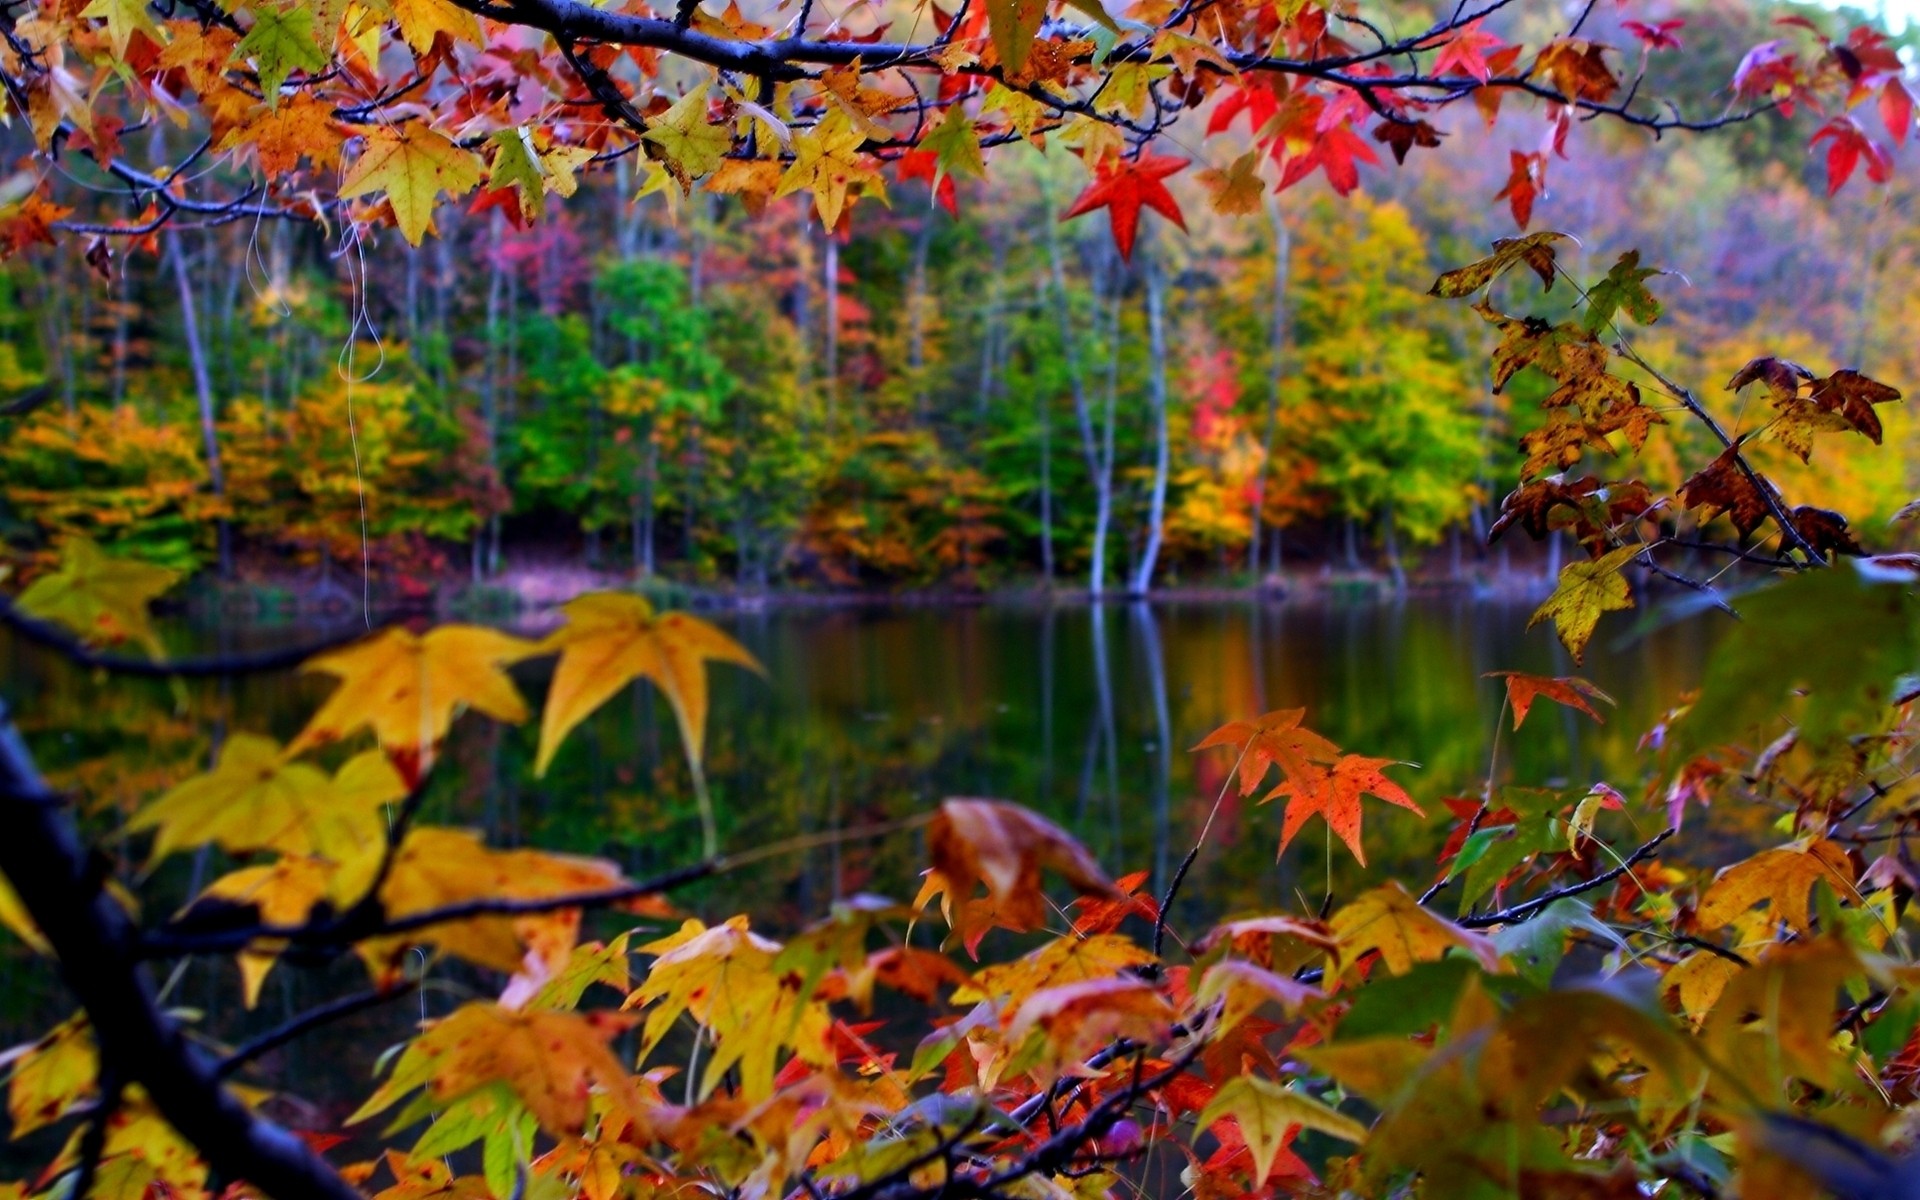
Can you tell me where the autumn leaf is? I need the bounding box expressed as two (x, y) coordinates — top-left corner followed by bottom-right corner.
(232, 4), (328, 104)
(388, 0), (482, 54)
(218, 93), (344, 175)
(3, 1015), (96, 1138)
(642, 84), (730, 189)
(1696, 839), (1854, 934)
(79, 0), (164, 59)
(1581, 250), (1662, 331)
(1492, 150), (1543, 227)
(1806, 368), (1901, 445)
(1328, 881), (1502, 979)
(985, 0), (1045, 76)
(288, 625), (541, 778)
(1432, 20), (1507, 83)
(193, 854), (338, 1005)
(1527, 544), (1639, 664)
(774, 110), (884, 229)
(1429, 231), (1567, 298)
(919, 106), (985, 186)
(1196, 151), (1264, 216)
(1196, 1076), (1366, 1187)
(1485, 672), (1614, 730)
(350, 1002), (640, 1136)
(916, 798), (1118, 953)
(1059, 153), (1187, 262)
(129, 736), (406, 862)
(1677, 444), (1771, 539)
(1191, 708), (1341, 797)
(626, 915), (833, 1101)
(1264, 754), (1422, 867)
(950, 931), (1154, 1013)
(534, 591), (763, 777)
(340, 126), (486, 247)
(14, 536), (178, 654)
(1006, 978), (1173, 1079)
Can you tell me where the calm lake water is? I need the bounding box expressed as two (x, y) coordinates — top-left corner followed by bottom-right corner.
(0, 592), (1739, 1134)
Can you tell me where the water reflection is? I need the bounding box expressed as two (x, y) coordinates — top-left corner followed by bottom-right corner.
(0, 595), (1725, 1115)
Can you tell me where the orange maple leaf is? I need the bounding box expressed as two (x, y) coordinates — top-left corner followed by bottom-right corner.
(1191, 708), (1341, 797)
(1059, 152), (1187, 261)
(1264, 754), (1423, 866)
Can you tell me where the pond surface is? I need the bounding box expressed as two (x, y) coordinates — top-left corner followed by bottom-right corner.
(0, 592), (1736, 1135)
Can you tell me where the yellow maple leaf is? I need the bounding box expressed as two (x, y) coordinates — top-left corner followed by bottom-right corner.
(1696, 838), (1855, 934)
(1197, 1076), (1367, 1187)
(642, 83), (730, 189)
(129, 735), (405, 862)
(773, 110), (884, 229)
(534, 591), (762, 777)
(627, 915), (834, 1102)
(346, 826), (631, 981)
(2, 1014), (97, 1138)
(386, 0), (480, 53)
(14, 536), (179, 654)
(288, 625), (541, 777)
(1527, 543), (1639, 664)
(339, 125), (484, 246)
(350, 1002), (640, 1136)
(196, 853), (339, 1005)
(949, 932), (1154, 1012)
(1328, 882), (1502, 981)
(79, 0), (165, 59)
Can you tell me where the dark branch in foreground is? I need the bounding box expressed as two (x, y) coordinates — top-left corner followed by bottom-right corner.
(0, 700), (364, 1200)
(1456, 827), (1675, 929)
(0, 601), (380, 679)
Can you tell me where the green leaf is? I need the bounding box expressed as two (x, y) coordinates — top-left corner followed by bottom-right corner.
(1335, 959), (1481, 1039)
(233, 5), (328, 105)
(1582, 250), (1662, 332)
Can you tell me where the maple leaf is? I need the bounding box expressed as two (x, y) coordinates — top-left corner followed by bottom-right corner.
(1532, 39), (1618, 103)
(1197, 1076), (1366, 1187)
(0, 192), (72, 259)
(1429, 231), (1566, 298)
(1007, 978), (1174, 1079)
(1195, 150), (1264, 216)
(1431, 19), (1507, 83)
(1059, 153), (1187, 262)
(1493, 149), (1544, 228)
(79, 0), (164, 59)
(1485, 672), (1614, 730)
(193, 854), (338, 1004)
(3, 1015), (97, 1138)
(1190, 959), (1323, 1040)
(1881, 77), (1914, 145)
(1328, 881), (1502, 979)
(918, 105), (985, 185)
(950, 931), (1154, 1012)
(985, 0), (1045, 76)
(1264, 754), (1422, 867)
(388, 0), (481, 54)
(351, 827), (634, 980)
(1527, 544), (1639, 665)
(1807, 367), (1901, 444)
(1810, 116), (1891, 194)
(350, 1002), (640, 1136)
(1581, 250), (1661, 331)
(1789, 506), (1863, 558)
(1372, 117), (1441, 164)
(534, 591), (763, 777)
(1622, 18), (1684, 50)
(340, 126), (485, 247)
(916, 798), (1118, 952)
(14, 536), (178, 654)
(642, 84), (730, 190)
(1677, 444), (1770, 539)
(128, 736), (406, 862)
(627, 915), (833, 1101)
(218, 93), (344, 175)
(774, 109), (884, 229)
(288, 625), (541, 778)
(1191, 708), (1341, 796)
(232, 4), (328, 104)
(1696, 838), (1854, 934)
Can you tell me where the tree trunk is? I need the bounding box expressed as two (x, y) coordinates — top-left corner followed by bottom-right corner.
(1130, 254), (1171, 598)
(1249, 199), (1291, 582)
(170, 235), (231, 577)
(823, 228), (839, 429)
(1045, 201), (1112, 599)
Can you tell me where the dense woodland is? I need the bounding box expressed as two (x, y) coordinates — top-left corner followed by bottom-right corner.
(4, 0), (1918, 595)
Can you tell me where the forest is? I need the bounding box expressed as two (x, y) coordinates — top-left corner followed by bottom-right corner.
(2, 0), (1917, 596)
(5, 0), (1920, 1197)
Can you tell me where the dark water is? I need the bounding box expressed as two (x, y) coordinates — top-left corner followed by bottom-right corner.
(0, 593), (1734, 1132)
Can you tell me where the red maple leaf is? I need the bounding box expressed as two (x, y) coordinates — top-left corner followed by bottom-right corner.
(1622, 19), (1685, 51)
(1060, 153), (1188, 261)
(1277, 122), (1378, 195)
(1494, 150), (1545, 227)
(1207, 81), (1280, 136)
(1811, 115), (1891, 194)
(896, 149), (958, 216)
(1432, 19), (1508, 83)
(1880, 78), (1914, 145)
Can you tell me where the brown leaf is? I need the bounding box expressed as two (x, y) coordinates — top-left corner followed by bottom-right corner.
(1789, 506), (1863, 557)
(1677, 444), (1770, 539)
(1726, 355), (1815, 405)
(1808, 367), (1902, 444)
(918, 798), (1118, 952)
